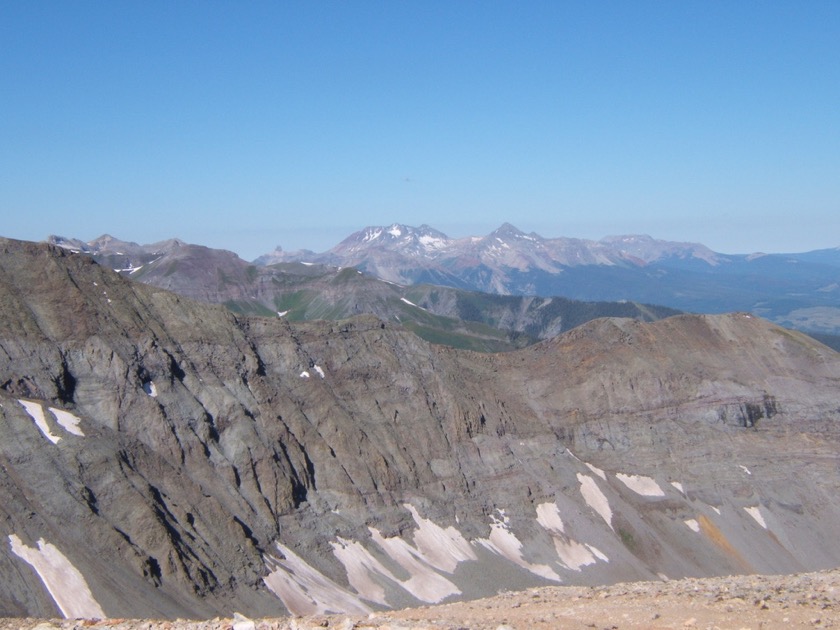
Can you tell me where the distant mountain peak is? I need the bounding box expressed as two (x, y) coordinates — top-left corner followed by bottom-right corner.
(599, 234), (721, 265)
(487, 222), (524, 239)
(358, 223), (448, 240)
(337, 224), (452, 256)
(46, 235), (91, 252)
(487, 223), (545, 245)
(600, 234), (656, 244)
(491, 222), (524, 234)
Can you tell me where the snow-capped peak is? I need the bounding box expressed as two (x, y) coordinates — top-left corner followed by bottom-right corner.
(337, 224), (452, 257)
(491, 223), (527, 238)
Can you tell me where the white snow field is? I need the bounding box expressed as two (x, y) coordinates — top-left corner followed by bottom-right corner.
(8, 534), (105, 618)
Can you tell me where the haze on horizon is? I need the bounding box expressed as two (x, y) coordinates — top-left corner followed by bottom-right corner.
(1, 2), (839, 260)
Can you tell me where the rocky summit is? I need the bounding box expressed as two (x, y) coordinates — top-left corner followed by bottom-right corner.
(2, 236), (840, 620)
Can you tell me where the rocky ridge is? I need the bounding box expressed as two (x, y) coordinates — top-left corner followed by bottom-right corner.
(2, 237), (840, 619)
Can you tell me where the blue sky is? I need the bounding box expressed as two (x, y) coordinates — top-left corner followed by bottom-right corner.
(2, 1), (839, 260)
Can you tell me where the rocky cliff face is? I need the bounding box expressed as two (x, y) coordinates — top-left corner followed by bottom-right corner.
(2, 237), (840, 619)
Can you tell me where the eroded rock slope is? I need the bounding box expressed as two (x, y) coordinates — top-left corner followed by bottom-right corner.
(1, 237), (840, 619)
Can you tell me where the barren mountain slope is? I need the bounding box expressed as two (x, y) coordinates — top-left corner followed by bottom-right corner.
(1, 237), (840, 620)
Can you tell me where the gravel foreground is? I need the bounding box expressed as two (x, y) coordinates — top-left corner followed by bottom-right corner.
(4, 569), (839, 630)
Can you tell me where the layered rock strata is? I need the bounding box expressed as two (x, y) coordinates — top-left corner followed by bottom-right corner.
(1, 237), (840, 618)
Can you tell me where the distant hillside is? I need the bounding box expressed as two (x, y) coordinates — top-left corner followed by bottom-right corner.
(46, 234), (680, 351)
(806, 332), (840, 353)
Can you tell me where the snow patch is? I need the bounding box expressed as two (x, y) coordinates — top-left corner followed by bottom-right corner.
(142, 381), (158, 397)
(18, 400), (61, 444)
(48, 407), (84, 436)
(400, 297), (419, 308)
(739, 465), (752, 475)
(535, 502), (565, 534)
(476, 512), (561, 582)
(404, 504), (476, 572)
(399, 297), (428, 311)
(419, 235), (446, 249)
(671, 481), (685, 494)
(300, 371), (311, 378)
(585, 463), (606, 480)
(330, 538), (393, 606)
(331, 506), (475, 606)
(388, 226), (402, 237)
(554, 539), (603, 572)
(616, 473), (665, 497)
(536, 506), (608, 571)
(115, 263), (143, 273)
(263, 543), (371, 615)
(369, 527), (461, 603)
(588, 545), (609, 562)
(744, 506), (767, 529)
(313, 365), (325, 378)
(277, 310), (289, 317)
(577, 474), (613, 529)
(8, 535), (105, 618)
(684, 519), (700, 533)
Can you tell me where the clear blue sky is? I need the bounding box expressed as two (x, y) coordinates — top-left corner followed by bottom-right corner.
(2, 1), (839, 260)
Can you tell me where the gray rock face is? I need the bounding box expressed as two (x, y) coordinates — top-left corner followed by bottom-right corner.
(2, 237), (840, 619)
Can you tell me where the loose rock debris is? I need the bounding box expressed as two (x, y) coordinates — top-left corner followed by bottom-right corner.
(3, 568), (839, 629)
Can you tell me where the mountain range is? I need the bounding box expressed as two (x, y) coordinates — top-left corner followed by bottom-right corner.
(3, 236), (840, 618)
(256, 223), (840, 335)
(46, 233), (681, 352)
(46, 224), (840, 341)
